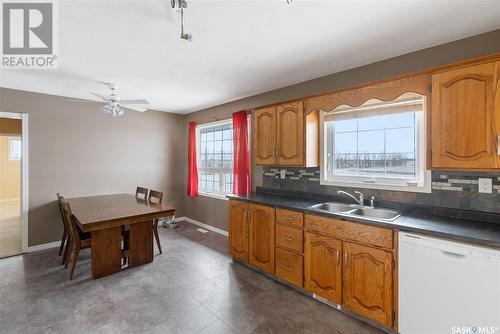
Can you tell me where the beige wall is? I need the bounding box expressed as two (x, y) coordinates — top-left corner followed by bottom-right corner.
(182, 29), (500, 231)
(0, 88), (185, 247)
(1, 29), (500, 246)
(0, 136), (21, 200)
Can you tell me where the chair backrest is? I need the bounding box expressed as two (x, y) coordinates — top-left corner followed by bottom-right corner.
(60, 197), (80, 244)
(136, 187), (149, 200)
(148, 190), (163, 204)
(56, 193), (69, 232)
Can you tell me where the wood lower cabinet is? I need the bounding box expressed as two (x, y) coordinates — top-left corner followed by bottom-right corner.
(228, 201), (249, 261)
(343, 242), (394, 327)
(432, 60), (500, 169)
(228, 202), (397, 329)
(304, 232), (342, 304)
(249, 204), (275, 273)
(275, 248), (303, 287)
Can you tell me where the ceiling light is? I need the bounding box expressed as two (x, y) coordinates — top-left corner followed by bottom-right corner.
(101, 104), (124, 117)
(172, 0), (191, 41)
(286, 0), (293, 3)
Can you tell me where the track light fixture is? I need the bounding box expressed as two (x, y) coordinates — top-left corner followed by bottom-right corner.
(286, 0), (293, 3)
(171, 0), (191, 41)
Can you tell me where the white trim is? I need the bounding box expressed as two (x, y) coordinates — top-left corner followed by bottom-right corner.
(0, 112), (22, 119)
(21, 114), (29, 252)
(198, 191), (229, 201)
(27, 241), (60, 253)
(319, 98), (431, 194)
(0, 111), (29, 252)
(175, 216), (228, 237)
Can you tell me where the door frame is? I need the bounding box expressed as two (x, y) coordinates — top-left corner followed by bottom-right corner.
(0, 111), (29, 252)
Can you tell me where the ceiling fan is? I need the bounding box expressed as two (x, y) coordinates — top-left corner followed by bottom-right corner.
(87, 83), (150, 117)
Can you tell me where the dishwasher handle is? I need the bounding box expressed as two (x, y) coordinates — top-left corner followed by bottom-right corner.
(441, 250), (467, 258)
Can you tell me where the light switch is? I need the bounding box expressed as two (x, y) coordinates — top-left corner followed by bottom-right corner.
(478, 178), (492, 194)
(280, 169), (286, 179)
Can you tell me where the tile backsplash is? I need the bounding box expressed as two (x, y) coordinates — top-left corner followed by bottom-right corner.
(262, 167), (500, 214)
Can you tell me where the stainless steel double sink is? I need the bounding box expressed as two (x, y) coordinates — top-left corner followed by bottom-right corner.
(308, 202), (402, 222)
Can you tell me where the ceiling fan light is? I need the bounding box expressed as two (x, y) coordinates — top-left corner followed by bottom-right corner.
(101, 104), (124, 117)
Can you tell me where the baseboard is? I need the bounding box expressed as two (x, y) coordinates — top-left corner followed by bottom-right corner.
(27, 241), (60, 253)
(175, 216), (228, 237)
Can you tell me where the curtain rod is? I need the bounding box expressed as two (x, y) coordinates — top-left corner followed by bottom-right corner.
(195, 109), (252, 125)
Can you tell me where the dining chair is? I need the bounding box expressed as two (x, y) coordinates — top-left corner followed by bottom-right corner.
(148, 190), (164, 254)
(56, 193), (69, 264)
(135, 186), (149, 200)
(60, 197), (91, 280)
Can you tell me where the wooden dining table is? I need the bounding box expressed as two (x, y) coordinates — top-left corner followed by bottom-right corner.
(67, 193), (175, 279)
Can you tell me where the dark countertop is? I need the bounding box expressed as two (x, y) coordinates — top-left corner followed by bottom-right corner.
(227, 192), (500, 248)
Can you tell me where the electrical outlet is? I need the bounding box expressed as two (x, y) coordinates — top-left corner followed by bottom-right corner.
(478, 178), (492, 194)
(280, 169), (286, 179)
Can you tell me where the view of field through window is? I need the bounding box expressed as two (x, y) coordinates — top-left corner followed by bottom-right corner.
(198, 121), (234, 194)
(332, 111), (417, 180)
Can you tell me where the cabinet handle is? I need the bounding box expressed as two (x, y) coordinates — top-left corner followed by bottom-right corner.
(287, 217), (294, 222)
(497, 136), (500, 155)
(282, 236), (294, 241)
(344, 253), (348, 268)
(336, 252), (340, 266)
(282, 264), (294, 271)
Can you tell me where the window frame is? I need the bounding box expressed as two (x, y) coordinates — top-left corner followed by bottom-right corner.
(196, 119), (234, 199)
(319, 97), (431, 193)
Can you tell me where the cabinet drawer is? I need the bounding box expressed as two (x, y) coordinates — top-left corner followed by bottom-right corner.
(275, 248), (303, 287)
(276, 224), (303, 254)
(305, 214), (393, 249)
(276, 208), (303, 228)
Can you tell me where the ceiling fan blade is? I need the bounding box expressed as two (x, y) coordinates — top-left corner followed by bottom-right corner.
(119, 99), (149, 105)
(123, 104), (148, 112)
(66, 99), (99, 102)
(90, 92), (109, 102)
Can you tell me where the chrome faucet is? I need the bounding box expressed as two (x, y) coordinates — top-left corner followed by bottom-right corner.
(338, 190), (364, 206)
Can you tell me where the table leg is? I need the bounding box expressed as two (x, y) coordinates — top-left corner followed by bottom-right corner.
(129, 220), (154, 267)
(91, 226), (122, 279)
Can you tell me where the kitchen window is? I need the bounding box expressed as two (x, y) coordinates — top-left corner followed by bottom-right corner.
(321, 93), (430, 192)
(197, 119), (233, 197)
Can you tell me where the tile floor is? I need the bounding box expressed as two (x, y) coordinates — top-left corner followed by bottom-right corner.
(0, 220), (384, 334)
(0, 199), (22, 258)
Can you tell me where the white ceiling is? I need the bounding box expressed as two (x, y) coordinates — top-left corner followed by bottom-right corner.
(1, 0), (500, 114)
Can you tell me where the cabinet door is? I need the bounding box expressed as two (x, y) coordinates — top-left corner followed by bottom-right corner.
(304, 232), (342, 304)
(253, 106), (277, 165)
(277, 102), (304, 165)
(228, 201), (249, 262)
(432, 61), (500, 169)
(249, 204), (275, 273)
(343, 242), (394, 327)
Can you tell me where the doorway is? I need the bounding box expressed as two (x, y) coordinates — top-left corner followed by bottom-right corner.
(0, 113), (27, 257)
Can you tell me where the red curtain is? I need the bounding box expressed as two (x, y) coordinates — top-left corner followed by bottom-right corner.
(233, 110), (250, 195)
(187, 121), (198, 197)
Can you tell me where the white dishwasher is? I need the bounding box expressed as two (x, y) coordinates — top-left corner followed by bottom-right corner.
(399, 232), (500, 334)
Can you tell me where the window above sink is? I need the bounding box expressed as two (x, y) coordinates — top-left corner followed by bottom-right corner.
(320, 92), (431, 193)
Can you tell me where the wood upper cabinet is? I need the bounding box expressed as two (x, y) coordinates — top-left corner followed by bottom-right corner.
(343, 242), (394, 327)
(277, 102), (304, 165)
(228, 201), (249, 261)
(253, 101), (318, 166)
(249, 204), (275, 273)
(253, 106), (277, 165)
(432, 60), (500, 169)
(304, 232), (342, 304)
